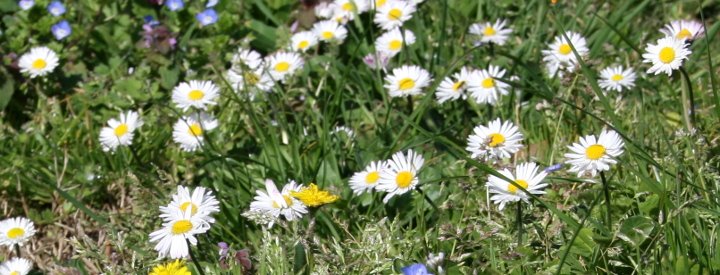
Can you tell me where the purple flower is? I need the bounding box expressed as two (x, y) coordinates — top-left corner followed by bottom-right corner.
(47, 1), (65, 16)
(544, 163), (564, 173)
(18, 0), (34, 10)
(206, 0), (218, 7)
(363, 52), (390, 70)
(165, 0), (184, 11)
(51, 20), (71, 40)
(402, 263), (433, 275)
(140, 17), (176, 53)
(196, 9), (218, 27)
(218, 242), (229, 258)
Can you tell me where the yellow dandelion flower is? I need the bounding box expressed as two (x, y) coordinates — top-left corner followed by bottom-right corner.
(290, 183), (339, 207)
(149, 260), (191, 275)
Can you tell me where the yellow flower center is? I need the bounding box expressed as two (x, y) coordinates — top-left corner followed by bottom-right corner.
(244, 72), (260, 85)
(7, 227), (25, 239)
(452, 80), (466, 91)
(481, 77), (495, 88)
(376, 0), (386, 7)
(398, 78), (415, 91)
(114, 123), (129, 137)
(388, 8), (402, 20)
(32, 58), (47, 69)
(272, 195), (294, 208)
(188, 123), (203, 136)
(10, 271), (20, 275)
(180, 202), (198, 215)
(507, 179), (528, 194)
(365, 171), (380, 184)
(322, 31), (334, 40)
(298, 40), (309, 50)
(395, 171), (413, 188)
(171, 220), (193, 235)
(487, 133), (505, 147)
(585, 144), (606, 160)
(389, 40), (403, 51)
(483, 26), (496, 36)
(188, 89), (204, 101)
(342, 2), (355, 11)
(275, 61), (290, 72)
(558, 43), (572, 55)
(658, 47), (676, 64)
(677, 28), (692, 39)
(611, 74), (624, 81)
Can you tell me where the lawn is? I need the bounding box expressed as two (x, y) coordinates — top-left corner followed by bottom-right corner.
(0, 0), (719, 274)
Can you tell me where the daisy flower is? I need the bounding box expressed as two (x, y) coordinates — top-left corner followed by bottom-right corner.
(565, 130), (625, 177)
(334, 0), (370, 20)
(642, 37), (691, 77)
(265, 52), (304, 82)
(249, 179), (308, 223)
(371, 0), (388, 9)
(435, 67), (474, 104)
(375, 28), (416, 57)
(291, 183), (340, 207)
(227, 67), (275, 94)
(349, 161), (388, 195)
(660, 20), (704, 41)
(0, 217), (36, 248)
(291, 31), (319, 52)
(149, 260), (190, 275)
(312, 20), (348, 42)
(315, 2), (336, 19)
(172, 112), (219, 152)
(598, 66), (636, 92)
(466, 118), (523, 161)
(541, 32), (588, 76)
(384, 65), (433, 97)
(468, 19), (513, 45)
(487, 162), (548, 210)
(231, 48), (263, 71)
(0, 258), (32, 275)
(149, 207), (212, 259)
(374, 0), (416, 30)
(160, 186), (220, 224)
(99, 110), (143, 152)
(18, 46), (59, 78)
(171, 80), (219, 111)
(467, 65), (510, 105)
(377, 149), (425, 203)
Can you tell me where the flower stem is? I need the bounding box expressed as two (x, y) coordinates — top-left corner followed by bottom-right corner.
(600, 171), (612, 231)
(679, 67), (695, 130)
(15, 244), (21, 258)
(516, 202), (523, 245)
(187, 239), (207, 275)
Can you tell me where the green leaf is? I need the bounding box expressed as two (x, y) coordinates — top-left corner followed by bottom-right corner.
(569, 228), (596, 257)
(618, 216), (655, 247)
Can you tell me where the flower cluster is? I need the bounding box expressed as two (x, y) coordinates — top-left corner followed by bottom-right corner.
(349, 149), (425, 203)
(245, 179), (338, 227)
(0, 217), (36, 275)
(148, 186), (220, 259)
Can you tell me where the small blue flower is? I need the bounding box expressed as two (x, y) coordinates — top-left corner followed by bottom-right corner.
(51, 20), (71, 40)
(18, 0), (34, 10)
(165, 0), (184, 11)
(544, 163), (564, 173)
(195, 9), (218, 27)
(143, 15), (159, 26)
(402, 263), (433, 275)
(206, 0), (218, 8)
(47, 1), (65, 16)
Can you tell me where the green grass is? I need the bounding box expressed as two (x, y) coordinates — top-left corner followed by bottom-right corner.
(1, 0), (720, 274)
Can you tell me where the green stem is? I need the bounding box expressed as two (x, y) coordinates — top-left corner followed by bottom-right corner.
(15, 244), (21, 258)
(600, 171), (612, 231)
(187, 239), (207, 275)
(679, 67), (695, 130)
(516, 202), (523, 245)
(556, 191), (602, 275)
(417, 187), (439, 212)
